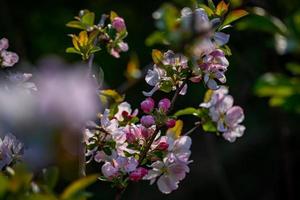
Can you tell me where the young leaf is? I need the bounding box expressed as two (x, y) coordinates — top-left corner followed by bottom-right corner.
(202, 121), (217, 132)
(166, 120), (183, 138)
(174, 107), (203, 117)
(199, 4), (214, 17)
(60, 175), (99, 200)
(207, 0), (216, 11)
(66, 21), (85, 30)
(222, 9), (249, 27)
(100, 89), (125, 103)
(42, 167), (59, 190)
(82, 12), (95, 26)
(110, 11), (119, 21)
(152, 49), (163, 64)
(216, 1), (229, 16)
(66, 47), (81, 54)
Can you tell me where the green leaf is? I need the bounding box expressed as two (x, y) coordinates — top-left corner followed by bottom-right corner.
(110, 11), (119, 21)
(222, 9), (249, 28)
(66, 21), (85, 29)
(146, 31), (167, 46)
(42, 167), (59, 190)
(90, 46), (101, 54)
(81, 12), (95, 26)
(66, 47), (81, 54)
(0, 174), (8, 198)
(60, 175), (99, 200)
(174, 107), (205, 117)
(207, 0), (216, 11)
(202, 121), (217, 132)
(199, 4), (214, 17)
(236, 14), (287, 35)
(99, 89), (125, 103)
(160, 80), (173, 93)
(286, 63), (300, 75)
(254, 73), (295, 98)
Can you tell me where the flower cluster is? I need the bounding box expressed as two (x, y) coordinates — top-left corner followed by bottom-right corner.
(143, 50), (189, 97)
(0, 0), (248, 198)
(85, 99), (191, 193)
(84, 2), (248, 195)
(200, 87), (245, 142)
(144, 7), (233, 97)
(0, 133), (24, 170)
(0, 38), (19, 68)
(66, 10), (128, 60)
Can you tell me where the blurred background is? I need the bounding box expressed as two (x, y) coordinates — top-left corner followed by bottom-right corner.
(0, 0), (299, 199)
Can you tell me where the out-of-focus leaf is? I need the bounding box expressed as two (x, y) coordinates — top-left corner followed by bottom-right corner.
(254, 73), (295, 97)
(42, 167), (59, 190)
(286, 63), (300, 75)
(60, 174), (98, 200)
(100, 89), (125, 104)
(125, 53), (141, 81)
(146, 31), (167, 46)
(207, 0), (216, 11)
(222, 9), (249, 28)
(155, 4), (179, 31)
(237, 8), (287, 35)
(0, 174), (8, 198)
(216, 1), (228, 16)
(152, 49), (164, 64)
(199, 4), (214, 17)
(24, 194), (57, 200)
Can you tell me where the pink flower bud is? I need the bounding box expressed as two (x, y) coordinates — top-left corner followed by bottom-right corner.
(126, 131), (136, 143)
(140, 97), (155, 113)
(0, 38), (9, 51)
(140, 115), (155, 128)
(129, 167), (148, 182)
(112, 17), (126, 32)
(156, 141), (169, 151)
(141, 126), (150, 139)
(166, 119), (176, 128)
(158, 98), (171, 112)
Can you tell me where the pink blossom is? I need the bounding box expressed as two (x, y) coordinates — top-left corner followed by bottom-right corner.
(101, 162), (119, 179)
(1, 51), (19, 67)
(143, 155), (190, 194)
(129, 167), (148, 182)
(115, 102), (138, 121)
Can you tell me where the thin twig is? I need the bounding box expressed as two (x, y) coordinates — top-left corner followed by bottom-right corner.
(87, 14), (108, 77)
(184, 122), (201, 136)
